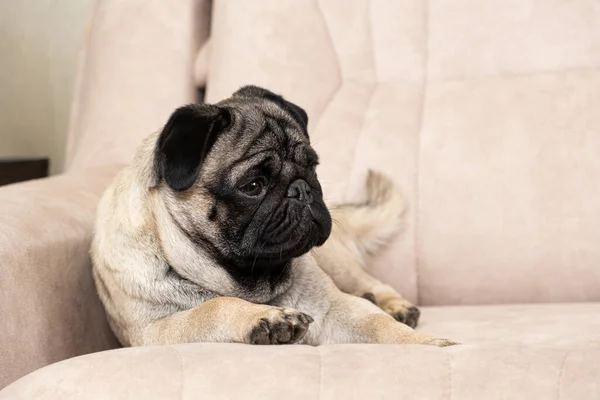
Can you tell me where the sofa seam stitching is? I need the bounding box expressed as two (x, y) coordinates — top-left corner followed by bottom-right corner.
(414, 0), (430, 305)
(555, 350), (569, 400)
(170, 346), (185, 400)
(345, 84), (377, 200)
(312, 83), (342, 135)
(367, 0), (377, 83)
(313, 0), (343, 132)
(318, 348), (323, 400)
(436, 65), (600, 84)
(314, 0), (343, 81)
(446, 351), (453, 400)
(342, 0), (378, 193)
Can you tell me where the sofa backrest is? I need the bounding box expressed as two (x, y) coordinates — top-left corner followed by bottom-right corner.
(64, 0), (211, 171)
(204, 0), (600, 305)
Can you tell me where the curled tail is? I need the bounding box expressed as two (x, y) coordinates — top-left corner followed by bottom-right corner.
(328, 170), (406, 257)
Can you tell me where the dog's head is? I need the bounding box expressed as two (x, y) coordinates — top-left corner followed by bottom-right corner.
(153, 86), (332, 276)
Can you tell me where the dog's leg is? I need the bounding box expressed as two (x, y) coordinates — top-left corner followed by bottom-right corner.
(139, 296), (313, 346)
(314, 170), (420, 327)
(277, 258), (458, 346)
(314, 291), (456, 346)
(312, 238), (420, 328)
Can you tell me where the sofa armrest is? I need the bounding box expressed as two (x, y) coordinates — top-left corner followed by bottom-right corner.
(0, 166), (122, 389)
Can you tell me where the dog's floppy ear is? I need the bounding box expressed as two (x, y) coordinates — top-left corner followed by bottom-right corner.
(155, 104), (230, 191)
(234, 85), (308, 129)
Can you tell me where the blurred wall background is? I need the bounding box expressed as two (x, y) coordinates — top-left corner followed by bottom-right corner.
(0, 0), (93, 175)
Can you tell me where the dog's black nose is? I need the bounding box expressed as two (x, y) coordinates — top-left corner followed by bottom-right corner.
(286, 179), (313, 204)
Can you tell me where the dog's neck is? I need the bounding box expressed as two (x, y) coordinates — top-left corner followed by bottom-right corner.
(220, 256), (294, 299)
(151, 191), (293, 303)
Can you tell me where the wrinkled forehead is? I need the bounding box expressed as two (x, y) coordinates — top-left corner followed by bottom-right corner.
(228, 97), (306, 135)
(200, 100), (316, 180)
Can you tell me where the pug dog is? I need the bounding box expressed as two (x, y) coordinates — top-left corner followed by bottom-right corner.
(91, 85), (458, 347)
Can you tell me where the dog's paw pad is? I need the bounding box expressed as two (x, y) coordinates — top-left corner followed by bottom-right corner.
(249, 319), (271, 345)
(249, 308), (313, 345)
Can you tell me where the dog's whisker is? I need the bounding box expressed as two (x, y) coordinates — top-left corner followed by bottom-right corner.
(331, 218), (345, 229)
(250, 255), (258, 275)
(251, 242), (264, 275)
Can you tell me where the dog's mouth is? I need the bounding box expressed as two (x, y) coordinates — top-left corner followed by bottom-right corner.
(263, 205), (310, 243)
(250, 221), (320, 260)
(234, 193), (332, 266)
(271, 229), (318, 257)
(240, 204), (331, 261)
(269, 201), (330, 240)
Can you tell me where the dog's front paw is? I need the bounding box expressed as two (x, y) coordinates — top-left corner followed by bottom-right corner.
(249, 307), (313, 345)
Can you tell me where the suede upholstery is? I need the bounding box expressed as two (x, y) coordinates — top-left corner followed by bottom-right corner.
(0, 167), (122, 388)
(2, 343), (599, 400)
(1, 0), (599, 398)
(205, 0), (600, 306)
(2, 304), (600, 399)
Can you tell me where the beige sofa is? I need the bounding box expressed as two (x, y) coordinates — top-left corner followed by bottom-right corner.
(1, 0), (599, 398)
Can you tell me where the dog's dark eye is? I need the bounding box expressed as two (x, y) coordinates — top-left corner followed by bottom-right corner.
(239, 177), (267, 197)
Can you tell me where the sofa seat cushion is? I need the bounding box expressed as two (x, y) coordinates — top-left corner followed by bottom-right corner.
(421, 302), (600, 348)
(1, 303), (599, 400)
